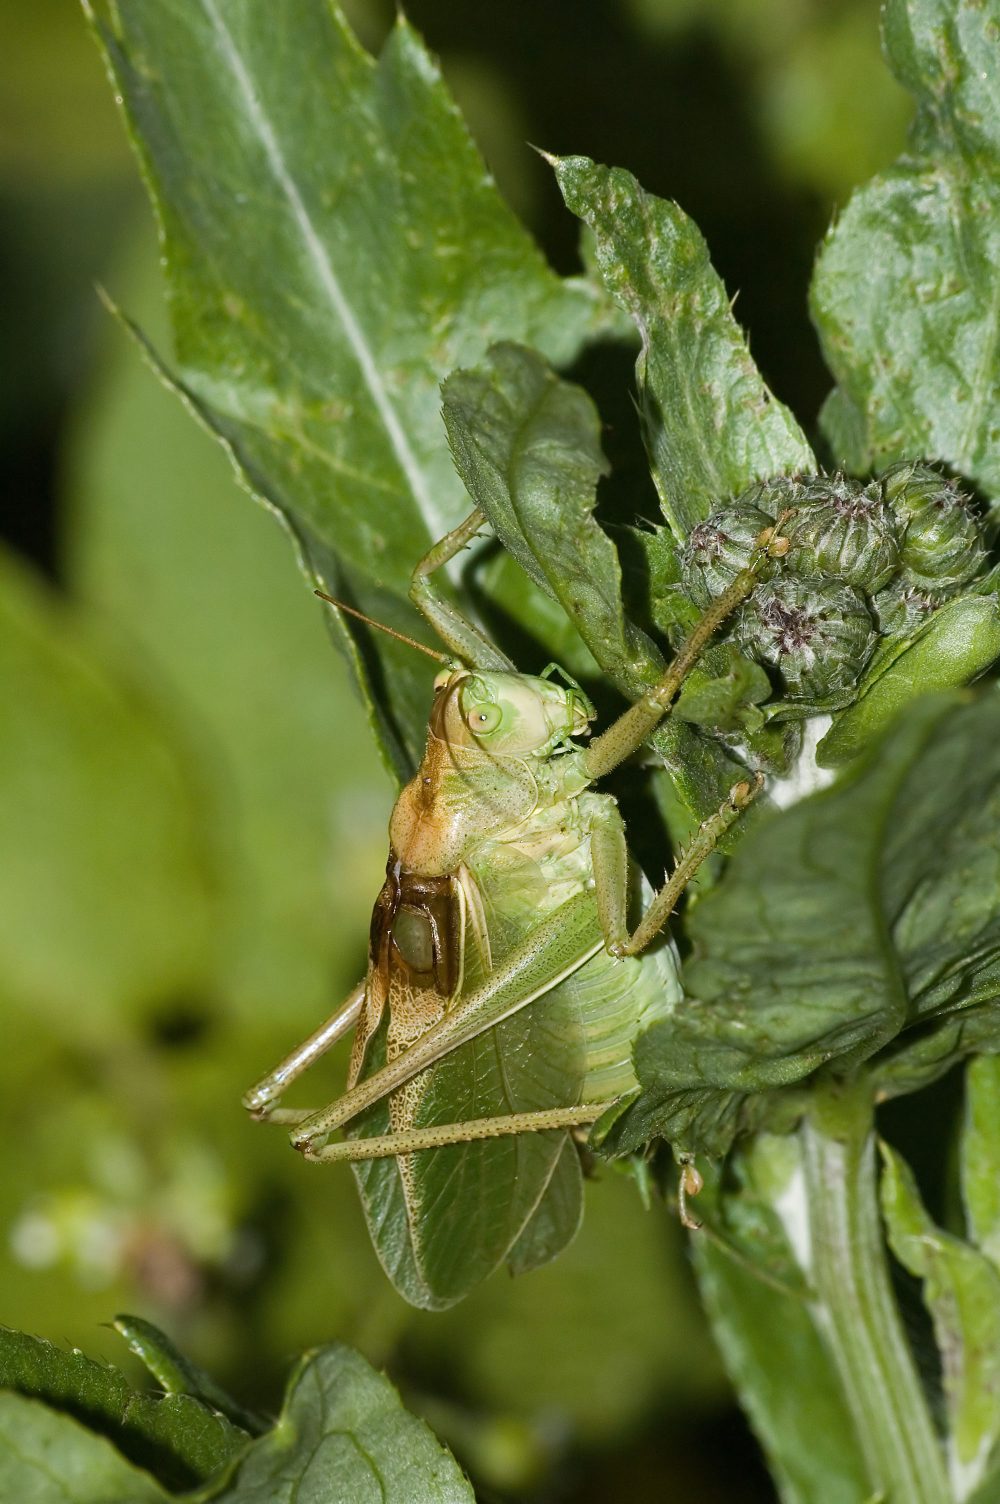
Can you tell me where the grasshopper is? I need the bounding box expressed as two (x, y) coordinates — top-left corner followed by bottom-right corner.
(244, 507), (789, 1309)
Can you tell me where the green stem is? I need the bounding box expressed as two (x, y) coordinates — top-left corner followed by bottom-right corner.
(801, 1078), (949, 1504)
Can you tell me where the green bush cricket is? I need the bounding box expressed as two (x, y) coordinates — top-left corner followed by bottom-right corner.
(244, 507), (791, 1309)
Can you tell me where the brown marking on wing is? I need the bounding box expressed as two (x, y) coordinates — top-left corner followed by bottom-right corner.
(347, 862), (467, 1095)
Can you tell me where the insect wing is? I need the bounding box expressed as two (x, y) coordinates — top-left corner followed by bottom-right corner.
(349, 882), (589, 1310)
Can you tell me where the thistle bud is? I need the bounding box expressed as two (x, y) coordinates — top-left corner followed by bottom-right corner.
(736, 577), (876, 702)
(782, 475), (900, 592)
(880, 460), (985, 590)
(873, 578), (944, 638)
(681, 502), (775, 608)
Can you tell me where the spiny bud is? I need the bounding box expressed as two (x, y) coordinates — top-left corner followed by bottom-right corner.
(781, 475), (900, 593)
(873, 578), (944, 638)
(736, 577), (876, 703)
(681, 502), (776, 608)
(880, 460), (985, 591)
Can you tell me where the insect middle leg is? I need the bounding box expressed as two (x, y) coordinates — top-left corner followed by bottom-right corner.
(243, 979), (365, 1121)
(589, 775), (764, 958)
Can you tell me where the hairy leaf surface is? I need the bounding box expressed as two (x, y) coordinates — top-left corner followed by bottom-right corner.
(553, 154), (815, 538)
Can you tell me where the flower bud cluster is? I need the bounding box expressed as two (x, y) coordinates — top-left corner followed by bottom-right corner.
(679, 465), (989, 713)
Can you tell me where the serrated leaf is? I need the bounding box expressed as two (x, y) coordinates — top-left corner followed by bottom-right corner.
(606, 691), (1000, 1156)
(113, 1316), (268, 1438)
(0, 1392), (168, 1503)
(442, 341), (662, 697)
(0, 544), (213, 1039)
(552, 154), (815, 538)
(87, 0), (615, 777)
(0, 1326), (246, 1491)
(880, 1140), (1000, 1491)
(812, 0), (1000, 502)
(196, 1345), (473, 1503)
(818, 595), (1000, 767)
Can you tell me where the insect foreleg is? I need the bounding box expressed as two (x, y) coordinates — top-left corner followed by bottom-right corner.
(242, 979), (365, 1120)
(583, 522), (790, 781)
(289, 888), (602, 1153)
(589, 776), (764, 958)
(299, 1104), (607, 1163)
(410, 506), (514, 670)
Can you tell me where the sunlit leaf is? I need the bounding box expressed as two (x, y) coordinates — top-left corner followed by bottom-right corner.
(812, 0), (1000, 503)
(86, 0), (617, 776)
(552, 153), (815, 538)
(963, 1056), (1000, 1273)
(880, 1141), (1000, 1489)
(198, 1345), (474, 1503)
(0, 1393), (167, 1504)
(694, 1136), (871, 1504)
(818, 595), (1000, 767)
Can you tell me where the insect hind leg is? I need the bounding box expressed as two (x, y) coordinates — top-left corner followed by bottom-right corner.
(243, 979), (365, 1120)
(299, 1103), (607, 1163)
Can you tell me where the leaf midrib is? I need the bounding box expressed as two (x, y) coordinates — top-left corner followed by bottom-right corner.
(198, 0), (445, 539)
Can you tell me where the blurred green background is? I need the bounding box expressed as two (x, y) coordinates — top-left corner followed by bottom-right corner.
(0, 1), (911, 1497)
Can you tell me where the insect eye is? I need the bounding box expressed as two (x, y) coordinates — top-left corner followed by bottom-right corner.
(467, 702), (502, 733)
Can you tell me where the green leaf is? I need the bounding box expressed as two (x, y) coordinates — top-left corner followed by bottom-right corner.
(606, 690), (1000, 1156)
(694, 1137), (872, 1504)
(0, 544), (213, 1039)
(197, 1345), (474, 1503)
(87, 0), (615, 776)
(812, 0), (1000, 502)
(673, 645), (772, 732)
(0, 1326), (246, 1491)
(962, 1056), (1000, 1273)
(551, 154), (815, 538)
(113, 1316), (268, 1438)
(880, 1140), (1000, 1487)
(0, 1392), (167, 1504)
(442, 341), (662, 697)
(818, 595), (1000, 767)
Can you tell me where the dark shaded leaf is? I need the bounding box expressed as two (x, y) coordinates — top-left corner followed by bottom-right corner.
(0, 1326), (246, 1491)
(606, 691), (1000, 1156)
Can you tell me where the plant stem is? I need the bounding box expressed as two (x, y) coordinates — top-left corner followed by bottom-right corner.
(801, 1078), (950, 1504)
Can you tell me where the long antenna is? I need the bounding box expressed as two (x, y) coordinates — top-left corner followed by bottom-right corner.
(314, 590), (449, 663)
